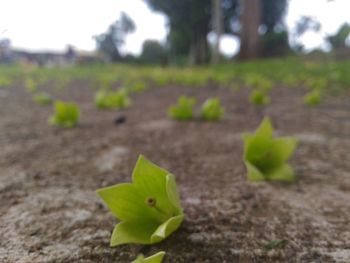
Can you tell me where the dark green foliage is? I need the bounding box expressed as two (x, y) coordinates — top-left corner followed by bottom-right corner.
(140, 40), (167, 65)
(261, 0), (288, 33)
(327, 23), (350, 50)
(261, 31), (291, 57)
(94, 12), (135, 62)
(145, 0), (211, 64)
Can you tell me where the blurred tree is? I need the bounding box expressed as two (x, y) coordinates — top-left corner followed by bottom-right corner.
(238, 0), (289, 59)
(94, 12), (135, 62)
(295, 16), (321, 37)
(140, 40), (167, 64)
(211, 0), (223, 64)
(291, 16), (321, 52)
(238, 0), (261, 59)
(144, 0), (288, 63)
(327, 23), (350, 50)
(261, 31), (290, 57)
(261, 0), (287, 34)
(145, 0), (211, 65)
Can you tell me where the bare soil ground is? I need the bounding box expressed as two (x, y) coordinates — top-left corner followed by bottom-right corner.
(0, 83), (349, 263)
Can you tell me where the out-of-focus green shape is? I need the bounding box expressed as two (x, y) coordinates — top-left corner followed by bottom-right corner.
(168, 96), (196, 120)
(49, 101), (80, 128)
(303, 89), (321, 106)
(264, 239), (288, 250)
(242, 117), (298, 182)
(33, 92), (53, 106)
(131, 251), (166, 263)
(201, 98), (224, 121)
(249, 89), (270, 105)
(94, 89), (131, 109)
(25, 77), (37, 92)
(97, 155), (184, 247)
(0, 76), (11, 88)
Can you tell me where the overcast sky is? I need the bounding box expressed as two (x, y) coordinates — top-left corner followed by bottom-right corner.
(0, 0), (349, 55)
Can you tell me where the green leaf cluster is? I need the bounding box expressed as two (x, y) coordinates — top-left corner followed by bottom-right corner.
(168, 96), (196, 120)
(243, 117), (298, 182)
(94, 90), (131, 109)
(97, 155), (184, 247)
(49, 101), (80, 128)
(201, 98), (224, 121)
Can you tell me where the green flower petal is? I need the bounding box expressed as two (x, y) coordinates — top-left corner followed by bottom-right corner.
(270, 137), (298, 164)
(166, 174), (182, 213)
(242, 133), (253, 155)
(267, 164), (295, 183)
(151, 214), (184, 243)
(132, 155), (169, 190)
(244, 118), (274, 163)
(132, 252), (166, 263)
(143, 252), (166, 263)
(132, 155), (178, 219)
(111, 221), (159, 246)
(245, 161), (265, 181)
(255, 117), (273, 140)
(97, 183), (155, 222)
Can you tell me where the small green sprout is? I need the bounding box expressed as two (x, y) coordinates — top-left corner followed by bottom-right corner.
(0, 76), (11, 88)
(132, 251), (166, 263)
(33, 92), (53, 106)
(97, 155), (184, 246)
(242, 117), (298, 182)
(249, 90), (270, 106)
(130, 81), (147, 93)
(168, 96), (196, 121)
(264, 239), (288, 251)
(201, 98), (224, 121)
(25, 77), (37, 92)
(49, 101), (80, 128)
(303, 89), (321, 106)
(94, 90), (131, 109)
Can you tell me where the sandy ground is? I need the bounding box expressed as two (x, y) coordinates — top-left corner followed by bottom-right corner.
(0, 82), (349, 263)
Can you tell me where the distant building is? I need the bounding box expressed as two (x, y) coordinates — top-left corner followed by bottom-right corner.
(0, 42), (102, 66)
(12, 50), (67, 67)
(0, 38), (13, 64)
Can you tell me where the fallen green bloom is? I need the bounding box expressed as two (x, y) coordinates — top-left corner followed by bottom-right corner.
(242, 117), (298, 182)
(49, 101), (80, 128)
(97, 155), (184, 246)
(201, 98), (224, 121)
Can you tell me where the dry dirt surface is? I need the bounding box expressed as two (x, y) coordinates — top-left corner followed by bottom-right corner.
(0, 83), (350, 263)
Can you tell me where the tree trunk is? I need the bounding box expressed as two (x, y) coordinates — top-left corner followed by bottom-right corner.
(189, 34), (208, 65)
(211, 0), (223, 64)
(238, 0), (261, 60)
